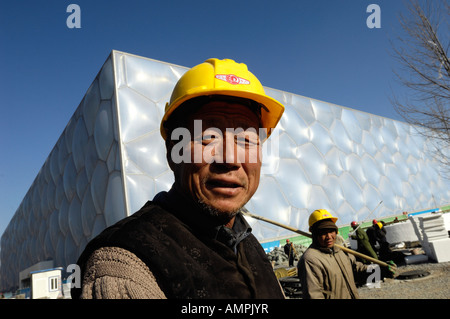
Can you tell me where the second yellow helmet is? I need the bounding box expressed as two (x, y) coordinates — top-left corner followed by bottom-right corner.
(308, 209), (338, 231)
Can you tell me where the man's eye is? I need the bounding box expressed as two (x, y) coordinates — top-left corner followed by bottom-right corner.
(202, 134), (219, 143)
(236, 136), (259, 147)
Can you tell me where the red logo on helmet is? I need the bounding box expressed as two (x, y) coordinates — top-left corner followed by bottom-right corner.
(215, 74), (250, 85)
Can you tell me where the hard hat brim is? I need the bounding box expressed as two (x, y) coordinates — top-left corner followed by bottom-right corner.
(309, 217), (339, 232)
(160, 89), (284, 141)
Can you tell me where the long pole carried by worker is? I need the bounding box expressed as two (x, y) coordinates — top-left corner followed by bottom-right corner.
(241, 207), (394, 270)
(350, 200), (383, 234)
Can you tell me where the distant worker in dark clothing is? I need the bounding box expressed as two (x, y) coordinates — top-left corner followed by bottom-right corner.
(366, 219), (385, 254)
(375, 221), (392, 262)
(350, 221), (378, 263)
(374, 220), (387, 244)
(284, 239), (296, 267)
(367, 220), (403, 264)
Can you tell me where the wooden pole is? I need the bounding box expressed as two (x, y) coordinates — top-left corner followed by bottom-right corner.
(241, 208), (393, 269)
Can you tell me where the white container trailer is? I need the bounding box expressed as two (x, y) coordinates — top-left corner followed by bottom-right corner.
(30, 267), (63, 299)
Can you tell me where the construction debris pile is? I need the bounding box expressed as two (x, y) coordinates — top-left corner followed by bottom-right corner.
(267, 244), (308, 267)
(384, 212), (450, 264)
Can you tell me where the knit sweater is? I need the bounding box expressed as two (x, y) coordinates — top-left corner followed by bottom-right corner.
(79, 246), (166, 299)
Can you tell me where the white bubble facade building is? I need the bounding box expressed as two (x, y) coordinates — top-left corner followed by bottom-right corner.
(1, 51), (449, 291)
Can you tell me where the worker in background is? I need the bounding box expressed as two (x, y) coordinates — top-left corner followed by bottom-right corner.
(366, 219), (387, 255)
(72, 58), (286, 299)
(298, 209), (395, 299)
(366, 219), (380, 253)
(376, 221), (403, 263)
(284, 239), (296, 267)
(366, 220), (404, 264)
(375, 220), (388, 258)
(375, 220), (387, 244)
(350, 221), (378, 263)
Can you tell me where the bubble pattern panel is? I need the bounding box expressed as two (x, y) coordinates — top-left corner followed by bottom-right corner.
(0, 55), (127, 291)
(1, 51), (449, 291)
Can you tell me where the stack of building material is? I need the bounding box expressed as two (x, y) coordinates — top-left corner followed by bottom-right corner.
(443, 213), (450, 234)
(409, 213), (450, 263)
(384, 220), (419, 244)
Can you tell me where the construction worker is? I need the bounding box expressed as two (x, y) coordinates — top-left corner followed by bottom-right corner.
(374, 220), (389, 259)
(366, 220), (378, 252)
(72, 58), (286, 299)
(366, 219), (387, 255)
(372, 221), (404, 264)
(298, 209), (393, 299)
(350, 221), (378, 263)
(284, 239), (296, 267)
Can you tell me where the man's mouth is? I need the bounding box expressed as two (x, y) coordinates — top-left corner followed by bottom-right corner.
(206, 179), (242, 189)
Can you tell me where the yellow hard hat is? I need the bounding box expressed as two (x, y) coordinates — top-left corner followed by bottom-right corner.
(308, 209), (338, 231)
(160, 58), (285, 140)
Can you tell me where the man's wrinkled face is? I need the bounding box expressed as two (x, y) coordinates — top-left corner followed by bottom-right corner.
(317, 229), (337, 248)
(168, 101), (262, 221)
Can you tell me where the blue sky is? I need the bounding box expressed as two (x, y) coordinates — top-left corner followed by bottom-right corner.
(0, 0), (409, 236)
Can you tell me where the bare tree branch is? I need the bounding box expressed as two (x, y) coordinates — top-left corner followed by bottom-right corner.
(390, 0), (450, 176)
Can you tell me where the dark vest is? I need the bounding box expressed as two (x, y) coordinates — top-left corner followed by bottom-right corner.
(72, 201), (284, 299)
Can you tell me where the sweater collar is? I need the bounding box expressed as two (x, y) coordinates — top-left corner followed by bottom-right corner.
(310, 242), (341, 254)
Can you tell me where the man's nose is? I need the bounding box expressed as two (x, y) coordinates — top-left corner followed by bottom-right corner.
(213, 134), (241, 167)
(224, 135), (239, 165)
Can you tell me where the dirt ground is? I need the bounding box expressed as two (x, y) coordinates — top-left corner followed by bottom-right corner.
(278, 258), (450, 299)
(358, 261), (450, 299)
